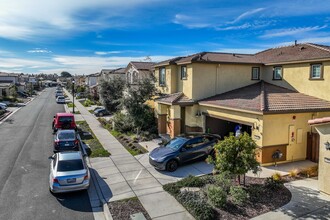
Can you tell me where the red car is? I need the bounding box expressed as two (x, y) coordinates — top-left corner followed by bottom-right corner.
(52, 113), (77, 133)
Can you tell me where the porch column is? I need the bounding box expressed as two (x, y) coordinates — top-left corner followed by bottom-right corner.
(169, 105), (181, 138)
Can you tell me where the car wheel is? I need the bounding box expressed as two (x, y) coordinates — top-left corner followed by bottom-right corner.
(166, 160), (178, 172)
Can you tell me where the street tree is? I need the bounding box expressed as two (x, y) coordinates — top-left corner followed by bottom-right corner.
(99, 77), (125, 112)
(60, 71), (72, 78)
(211, 132), (260, 185)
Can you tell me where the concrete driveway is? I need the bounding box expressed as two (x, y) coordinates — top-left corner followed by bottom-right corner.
(137, 140), (214, 185)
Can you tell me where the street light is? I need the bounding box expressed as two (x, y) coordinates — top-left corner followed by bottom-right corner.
(72, 79), (75, 113)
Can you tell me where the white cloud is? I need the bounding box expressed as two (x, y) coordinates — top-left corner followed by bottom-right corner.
(27, 48), (52, 53)
(95, 51), (122, 55)
(0, 58), (51, 69)
(0, 0), (163, 41)
(261, 25), (327, 38)
(228, 8), (265, 24)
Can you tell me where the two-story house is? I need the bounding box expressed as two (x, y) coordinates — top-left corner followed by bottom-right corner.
(125, 61), (155, 86)
(85, 72), (101, 99)
(0, 72), (19, 98)
(154, 43), (330, 165)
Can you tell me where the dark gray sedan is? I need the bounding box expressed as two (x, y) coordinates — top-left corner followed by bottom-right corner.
(149, 134), (220, 172)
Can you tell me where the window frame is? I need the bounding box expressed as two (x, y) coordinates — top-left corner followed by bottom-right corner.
(251, 67), (260, 80)
(181, 65), (187, 80)
(273, 66), (283, 80)
(159, 67), (166, 86)
(310, 63), (323, 80)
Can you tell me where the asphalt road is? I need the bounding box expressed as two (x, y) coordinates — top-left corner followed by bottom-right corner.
(0, 88), (94, 220)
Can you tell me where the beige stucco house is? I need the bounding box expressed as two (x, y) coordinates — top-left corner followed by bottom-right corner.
(154, 43), (330, 164)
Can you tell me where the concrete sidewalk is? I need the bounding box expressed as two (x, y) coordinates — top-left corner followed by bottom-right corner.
(64, 90), (194, 220)
(252, 178), (330, 219)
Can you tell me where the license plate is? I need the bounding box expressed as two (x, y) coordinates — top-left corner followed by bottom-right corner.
(65, 143), (70, 146)
(67, 178), (76, 183)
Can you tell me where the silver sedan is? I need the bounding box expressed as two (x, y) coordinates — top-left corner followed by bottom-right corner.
(49, 151), (90, 193)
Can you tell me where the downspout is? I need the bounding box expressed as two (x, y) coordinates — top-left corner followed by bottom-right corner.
(215, 64), (220, 94)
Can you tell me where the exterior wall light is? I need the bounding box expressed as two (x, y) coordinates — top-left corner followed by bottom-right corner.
(195, 110), (201, 117)
(325, 141), (330, 151)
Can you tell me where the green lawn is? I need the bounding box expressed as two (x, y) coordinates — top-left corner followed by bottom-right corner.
(76, 121), (110, 157)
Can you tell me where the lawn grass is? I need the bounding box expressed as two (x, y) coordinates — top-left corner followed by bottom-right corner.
(67, 103), (76, 108)
(76, 121), (110, 157)
(72, 111), (80, 114)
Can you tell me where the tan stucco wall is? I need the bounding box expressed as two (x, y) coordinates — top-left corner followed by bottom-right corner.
(263, 112), (330, 162)
(155, 65), (177, 94)
(262, 62), (330, 101)
(315, 125), (330, 195)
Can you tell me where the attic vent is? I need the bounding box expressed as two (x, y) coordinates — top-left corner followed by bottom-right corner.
(300, 46), (305, 51)
(233, 53), (236, 57)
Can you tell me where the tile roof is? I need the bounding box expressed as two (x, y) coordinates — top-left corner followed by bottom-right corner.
(199, 81), (330, 114)
(156, 92), (195, 105)
(155, 43), (330, 66)
(255, 43), (330, 64)
(176, 52), (261, 64)
(130, 61), (155, 70)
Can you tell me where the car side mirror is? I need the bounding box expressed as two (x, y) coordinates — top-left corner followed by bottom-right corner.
(48, 156), (54, 160)
(53, 116), (55, 118)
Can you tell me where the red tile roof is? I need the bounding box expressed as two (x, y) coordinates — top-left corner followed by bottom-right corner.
(156, 92), (195, 105)
(199, 81), (330, 114)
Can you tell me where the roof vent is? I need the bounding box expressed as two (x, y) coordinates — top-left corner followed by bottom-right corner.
(300, 46), (305, 51)
(233, 53), (236, 57)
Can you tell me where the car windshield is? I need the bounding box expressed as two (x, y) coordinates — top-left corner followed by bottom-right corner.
(58, 116), (73, 123)
(57, 159), (84, 172)
(165, 138), (187, 150)
(58, 132), (75, 140)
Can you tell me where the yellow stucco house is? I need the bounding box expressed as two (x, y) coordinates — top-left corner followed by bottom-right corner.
(153, 43), (330, 165)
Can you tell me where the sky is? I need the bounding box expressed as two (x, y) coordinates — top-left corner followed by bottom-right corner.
(0, 0), (330, 75)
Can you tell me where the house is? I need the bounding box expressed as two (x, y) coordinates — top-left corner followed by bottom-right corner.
(125, 61), (155, 86)
(0, 72), (19, 84)
(85, 73), (101, 100)
(0, 83), (11, 98)
(100, 68), (126, 82)
(154, 43), (330, 165)
(308, 117), (330, 195)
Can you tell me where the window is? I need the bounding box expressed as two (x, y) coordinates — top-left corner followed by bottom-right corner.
(251, 67), (260, 80)
(181, 66), (187, 80)
(159, 67), (166, 86)
(132, 71), (138, 83)
(310, 64), (323, 79)
(273, 66), (282, 80)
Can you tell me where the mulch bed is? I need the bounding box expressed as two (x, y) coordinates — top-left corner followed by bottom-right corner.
(214, 176), (291, 220)
(108, 197), (152, 220)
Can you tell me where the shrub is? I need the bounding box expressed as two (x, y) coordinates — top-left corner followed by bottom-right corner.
(177, 191), (214, 220)
(112, 112), (134, 133)
(247, 184), (264, 202)
(207, 185), (227, 208)
(214, 171), (232, 193)
(229, 186), (248, 206)
(289, 169), (299, 178)
(177, 175), (205, 188)
(201, 175), (216, 185)
(300, 165), (318, 177)
(163, 183), (180, 196)
(128, 143), (133, 147)
(265, 174), (284, 190)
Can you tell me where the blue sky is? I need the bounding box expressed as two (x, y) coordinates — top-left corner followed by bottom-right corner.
(0, 0), (330, 75)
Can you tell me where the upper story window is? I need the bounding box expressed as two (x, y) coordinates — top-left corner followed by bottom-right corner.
(181, 66), (187, 80)
(273, 66), (282, 80)
(251, 67), (260, 80)
(159, 67), (166, 86)
(132, 71), (138, 84)
(310, 64), (323, 79)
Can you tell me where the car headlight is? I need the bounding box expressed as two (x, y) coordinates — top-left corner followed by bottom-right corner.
(155, 156), (168, 163)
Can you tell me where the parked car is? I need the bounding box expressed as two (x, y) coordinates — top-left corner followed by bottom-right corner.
(52, 113), (77, 133)
(17, 91), (28, 98)
(56, 96), (66, 104)
(54, 129), (79, 152)
(55, 91), (63, 98)
(75, 92), (86, 99)
(94, 108), (110, 117)
(48, 151), (89, 193)
(0, 102), (7, 110)
(149, 134), (220, 172)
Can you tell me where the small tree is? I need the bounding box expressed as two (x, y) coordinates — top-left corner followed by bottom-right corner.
(119, 77), (157, 134)
(61, 71), (72, 78)
(99, 77), (125, 112)
(212, 132), (260, 185)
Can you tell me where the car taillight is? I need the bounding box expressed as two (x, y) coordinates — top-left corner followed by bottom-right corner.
(55, 140), (60, 146)
(84, 174), (89, 180)
(53, 178), (59, 183)
(75, 140), (79, 145)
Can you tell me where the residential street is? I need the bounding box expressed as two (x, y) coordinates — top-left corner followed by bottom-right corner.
(0, 88), (93, 220)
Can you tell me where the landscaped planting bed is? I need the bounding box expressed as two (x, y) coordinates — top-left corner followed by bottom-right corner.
(76, 121), (110, 157)
(108, 197), (151, 220)
(163, 174), (291, 220)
